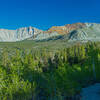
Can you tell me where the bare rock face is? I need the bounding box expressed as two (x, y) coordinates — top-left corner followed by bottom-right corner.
(0, 29), (16, 41)
(0, 23), (100, 42)
(0, 27), (43, 42)
(45, 23), (86, 34)
(68, 23), (100, 41)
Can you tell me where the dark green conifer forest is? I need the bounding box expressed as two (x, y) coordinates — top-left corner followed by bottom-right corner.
(0, 42), (100, 100)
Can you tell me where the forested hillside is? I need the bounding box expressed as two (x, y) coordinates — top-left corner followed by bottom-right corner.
(0, 42), (100, 100)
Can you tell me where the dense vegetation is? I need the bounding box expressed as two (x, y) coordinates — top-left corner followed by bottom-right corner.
(0, 42), (100, 100)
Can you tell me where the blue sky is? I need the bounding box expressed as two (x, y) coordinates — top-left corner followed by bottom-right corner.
(0, 0), (100, 30)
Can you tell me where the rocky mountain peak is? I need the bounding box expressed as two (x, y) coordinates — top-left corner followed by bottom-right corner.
(0, 23), (100, 42)
(45, 23), (86, 34)
(0, 27), (42, 42)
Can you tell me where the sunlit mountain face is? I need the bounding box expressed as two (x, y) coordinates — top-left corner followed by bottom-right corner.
(0, 23), (100, 42)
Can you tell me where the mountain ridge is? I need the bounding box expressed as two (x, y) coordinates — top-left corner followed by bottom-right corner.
(0, 22), (100, 42)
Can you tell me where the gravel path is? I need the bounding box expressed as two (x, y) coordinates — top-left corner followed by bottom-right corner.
(81, 83), (100, 100)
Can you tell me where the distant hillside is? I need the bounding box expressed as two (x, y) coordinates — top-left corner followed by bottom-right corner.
(0, 27), (43, 42)
(0, 23), (100, 42)
(68, 23), (100, 42)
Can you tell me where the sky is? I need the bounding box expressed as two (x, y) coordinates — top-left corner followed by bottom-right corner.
(0, 0), (100, 30)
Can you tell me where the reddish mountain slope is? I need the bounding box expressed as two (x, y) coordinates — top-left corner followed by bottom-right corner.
(45, 23), (86, 34)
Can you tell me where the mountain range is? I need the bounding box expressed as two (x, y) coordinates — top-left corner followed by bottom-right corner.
(0, 23), (100, 42)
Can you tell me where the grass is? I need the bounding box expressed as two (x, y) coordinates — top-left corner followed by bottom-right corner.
(0, 40), (69, 51)
(0, 39), (98, 52)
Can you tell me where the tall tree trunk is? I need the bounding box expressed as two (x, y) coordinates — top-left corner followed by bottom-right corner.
(92, 57), (96, 80)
